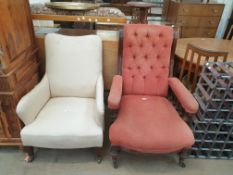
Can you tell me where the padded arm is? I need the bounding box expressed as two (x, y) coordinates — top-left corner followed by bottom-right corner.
(168, 77), (198, 114)
(95, 74), (105, 127)
(16, 75), (50, 125)
(108, 75), (123, 110)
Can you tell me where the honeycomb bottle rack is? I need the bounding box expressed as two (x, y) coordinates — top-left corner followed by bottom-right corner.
(190, 62), (233, 159)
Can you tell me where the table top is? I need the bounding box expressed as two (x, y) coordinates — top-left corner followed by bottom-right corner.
(175, 38), (233, 64)
(127, 2), (155, 8)
(31, 4), (127, 24)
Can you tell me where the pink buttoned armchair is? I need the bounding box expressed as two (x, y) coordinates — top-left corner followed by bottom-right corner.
(108, 24), (198, 168)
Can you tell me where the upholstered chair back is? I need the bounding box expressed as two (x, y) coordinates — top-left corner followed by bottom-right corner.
(122, 24), (173, 96)
(45, 34), (102, 98)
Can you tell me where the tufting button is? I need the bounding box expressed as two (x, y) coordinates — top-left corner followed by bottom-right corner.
(162, 65), (166, 69)
(137, 66), (141, 70)
(128, 44), (132, 48)
(150, 65), (154, 69)
(134, 32), (138, 36)
(140, 44), (143, 48)
(144, 55), (148, 60)
(157, 55), (160, 59)
(132, 75), (135, 78)
(128, 66), (131, 70)
(133, 55), (136, 59)
(146, 33), (150, 38)
(156, 75), (160, 78)
(164, 44), (167, 48)
(159, 33), (163, 37)
(143, 75), (146, 79)
(152, 43), (156, 47)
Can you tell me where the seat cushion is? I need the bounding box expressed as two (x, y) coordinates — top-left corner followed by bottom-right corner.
(21, 97), (103, 148)
(109, 95), (194, 153)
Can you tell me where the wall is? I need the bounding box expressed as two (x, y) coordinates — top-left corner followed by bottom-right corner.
(29, 0), (54, 27)
(216, 0), (233, 38)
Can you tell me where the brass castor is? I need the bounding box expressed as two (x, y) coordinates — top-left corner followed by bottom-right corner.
(112, 157), (118, 169)
(24, 154), (34, 163)
(179, 161), (186, 168)
(95, 148), (102, 164)
(96, 157), (102, 164)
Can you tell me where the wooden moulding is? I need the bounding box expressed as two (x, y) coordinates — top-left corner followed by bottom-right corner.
(0, 57), (39, 91)
(0, 46), (38, 75)
(0, 59), (39, 146)
(32, 14), (127, 24)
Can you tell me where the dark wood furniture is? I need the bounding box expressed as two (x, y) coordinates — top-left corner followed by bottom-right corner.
(166, 0), (224, 38)
(175, 38), (233, 90)
(162, 0), (171, 19)
(178, 43), (228, 93)
(175, 38), (233, 63)
(127, 2), (155, 24)
(0, 0), (39, 146)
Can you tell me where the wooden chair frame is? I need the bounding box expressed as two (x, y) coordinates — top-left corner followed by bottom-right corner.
(109, 26), (193, 168)
(179, 43), (228, 93)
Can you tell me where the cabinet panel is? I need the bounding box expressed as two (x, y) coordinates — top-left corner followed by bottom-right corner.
(178, 4), (223, 16)
(167, 1), (224, 38)
(203, 5), (224, 16)
(0, 0), (39, 146)
(0, 0), (34, 65)
(177, 16), (200, 27)
(178, 4), (204, 16)
(177, 16), (220, 27)
(199, 17), (221, 27)
(181, 27), (216, 38)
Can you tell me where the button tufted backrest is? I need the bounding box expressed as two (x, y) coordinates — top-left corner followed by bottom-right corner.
(122, 24), (174, 96)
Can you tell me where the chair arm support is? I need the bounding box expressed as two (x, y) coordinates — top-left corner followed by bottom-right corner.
(108, 75), (123, 110)
(95, 74), (105, 127)
(168, 77), (199, 114)
(16, 75), (50, 125)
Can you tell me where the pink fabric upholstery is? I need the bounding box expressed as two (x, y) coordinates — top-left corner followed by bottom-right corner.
(108, 75), (123, 109)
(169, 78), (199, 114)
(108, 24), (196, 154)
(122, 24), (173, 96)
(109, 95), (195, 153)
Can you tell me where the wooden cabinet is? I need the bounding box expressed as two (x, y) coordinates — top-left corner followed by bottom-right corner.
(167, 1), (224, 38)
(0, 0), (39, 146)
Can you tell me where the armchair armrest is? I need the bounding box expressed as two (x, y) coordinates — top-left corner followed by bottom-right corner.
(108, 75), (123, 110)
(16, 75), (50, 125)
(95, 74), (105, 127)
(168, 77), (198, 114)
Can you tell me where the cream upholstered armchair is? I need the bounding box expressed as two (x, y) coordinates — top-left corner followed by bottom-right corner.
(16, 33), (104, 162)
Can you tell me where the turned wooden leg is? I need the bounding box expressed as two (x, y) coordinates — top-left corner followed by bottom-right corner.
(23, 146), (34, 163)
(110, 146), (121, 169)
(179, 149), (190, 168)
(95, 147), (103, 164)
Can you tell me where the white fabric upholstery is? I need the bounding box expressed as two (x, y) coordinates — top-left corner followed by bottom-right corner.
(45, 34), (102, 98)
(21, 97), (103, 148)
(16, 34), (104, 149)
(16, 75), (50, 125)
(95, 74), (105, 127)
